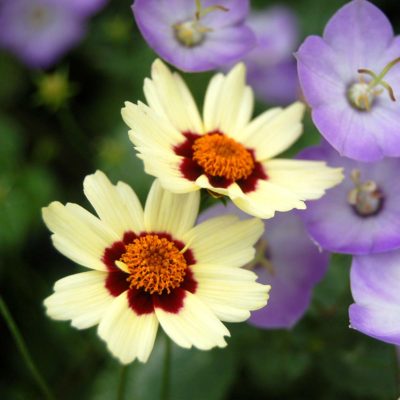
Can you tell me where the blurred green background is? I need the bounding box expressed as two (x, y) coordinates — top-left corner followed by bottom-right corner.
(1, 0), (400, 399)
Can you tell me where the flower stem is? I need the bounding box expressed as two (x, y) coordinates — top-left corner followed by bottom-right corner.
(161, 335), (172, 400)
(0, 296), (55, 400)
(116, 365), (128, 400)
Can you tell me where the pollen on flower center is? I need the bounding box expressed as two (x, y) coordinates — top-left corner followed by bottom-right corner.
(173, 20), (207, 47)
(347, 169), (384, 217)
(347, 82), (376, 111)
(120, 234), (187, 295)
(192, 133), (255, 181)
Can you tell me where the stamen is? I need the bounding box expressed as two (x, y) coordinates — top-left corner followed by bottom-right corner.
(192, 133), (255, 181)
(174, 1), (228, 47)
(348, 57), (400, 111)
(347, 169), (383, 217)
(195, 0), (228, 20)
(121, 235), (187, 295)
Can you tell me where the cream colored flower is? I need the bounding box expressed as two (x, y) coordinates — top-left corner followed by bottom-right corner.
(43, 171), (269, 364)
(122, 59), (343, 219)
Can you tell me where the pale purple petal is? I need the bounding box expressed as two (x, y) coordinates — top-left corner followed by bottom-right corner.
(349, 251), (400, 345)
(132, 0), (255, 72)
(299, 142), (400, 254)
(323, 0), (394, 71)
(247, 6), (298, 66)
(0, 0), (86, 68)
(201, 0), (249, 28)
(250, 211), (329, 329)
(66, 0), (107, 17)
(247, 59), (299, 105)
(296, 35), (349, 107)
(199, 203), (329, 329)
(243, 6), (299, 105)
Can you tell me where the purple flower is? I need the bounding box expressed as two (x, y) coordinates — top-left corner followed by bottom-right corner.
(298, 141), (400, 255)
(244, 6), (299, 105)
(0, 0), (107, 68)
(296, 0), (400, 161)
(349, 250), (400, 345)
(132, 0), (256, 72)
(200, 203), (329, 329)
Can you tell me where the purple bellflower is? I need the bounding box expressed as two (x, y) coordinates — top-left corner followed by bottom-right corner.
(132, 0), (256, 72)
(245, 6), (299, 105)
(298, 141), (400, 255)
(200, 203), (329, 329)
(0, 0), (106, 68)
(296, 0), (400, 161)
(350, 250), (400, 345)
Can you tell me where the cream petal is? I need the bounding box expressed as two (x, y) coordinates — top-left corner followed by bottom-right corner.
(144, 59), (203, 133)
(155, 291), (229, 350)
(241, 102), (306, 160)
(144, 179), (200, 237)
(234, 179), (307, 218)
(123, 101), (183, 148)
(231, 107), (282, 142)
(98, 292), (158, 364)
(44, 271), (112, 329)
(183, 216), (263, 267)
(265, 159), (344, 199)
(42, 202), (117, 271)
(203, 63), (253, 135)
(193, 264), (270, 322)
(203, 72), (225, 132)
(83, 171), (145, 237)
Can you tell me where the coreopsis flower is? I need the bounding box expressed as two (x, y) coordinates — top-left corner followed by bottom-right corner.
(296, 0), (400, 161)
(298, 141), (400, 255)
(349, 250), (400, 345)
(132, 0), (256, 72)
(122, 59), (343, 219)
(244, 6), (299, 105)
(200, 203), (329, 329)
(43, 171), (269, 364)
(0, 0), (107, 68)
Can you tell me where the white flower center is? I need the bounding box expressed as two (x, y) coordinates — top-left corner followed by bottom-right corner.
(347, 169), (383, 217)
(174, 20), (207, 47)
(347, 82), (376, 111)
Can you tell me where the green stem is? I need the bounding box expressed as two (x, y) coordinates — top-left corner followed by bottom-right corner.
(116, 365), (128, 400)
(161, 336), (172, 400)
(0, 296), (55, 400)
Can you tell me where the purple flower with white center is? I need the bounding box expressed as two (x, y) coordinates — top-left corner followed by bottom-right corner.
(298, 141), (400, 255)
(349, 250), (400, 345)
(296, 0), (400, 161)
(200, 203), (329, 329)
(0, 0), (107, 68)
(132, 0), (256, 72)
(244, 6), (299, 105)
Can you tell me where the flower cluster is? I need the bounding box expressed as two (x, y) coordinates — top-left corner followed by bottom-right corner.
(297, 0), (400, 345)
(41, 0), (400, 368)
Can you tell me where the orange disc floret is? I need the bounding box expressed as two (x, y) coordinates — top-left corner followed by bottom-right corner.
(121, 234), (187, 295)
(192, 133), (254, 181)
